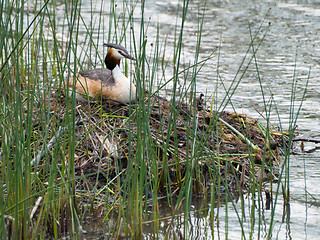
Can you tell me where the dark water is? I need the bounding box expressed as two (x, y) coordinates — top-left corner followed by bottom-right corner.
(35, 0), (319, 238)
(136, 1), (320, 238)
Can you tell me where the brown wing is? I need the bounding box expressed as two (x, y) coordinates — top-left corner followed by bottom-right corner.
(79, 68), (115, 85)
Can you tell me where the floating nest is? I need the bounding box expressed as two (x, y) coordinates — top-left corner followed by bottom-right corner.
(43, 91), (286, 199)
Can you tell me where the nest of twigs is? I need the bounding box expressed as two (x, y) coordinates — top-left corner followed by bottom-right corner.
(41, 91), (286, 198)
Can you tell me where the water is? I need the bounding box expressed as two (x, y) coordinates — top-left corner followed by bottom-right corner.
(142, 0), (320, 131)
(26, 0), (320, 238)
(134, 1), (320, 238)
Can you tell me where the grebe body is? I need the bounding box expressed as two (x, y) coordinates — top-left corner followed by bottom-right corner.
(68, 43), (136, 104)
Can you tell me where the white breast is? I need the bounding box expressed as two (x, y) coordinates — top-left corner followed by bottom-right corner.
(112, 65), (136, 103)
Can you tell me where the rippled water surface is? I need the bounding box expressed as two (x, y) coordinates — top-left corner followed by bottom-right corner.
(145, 1), (320, 238)
(58, 0), (320, 238)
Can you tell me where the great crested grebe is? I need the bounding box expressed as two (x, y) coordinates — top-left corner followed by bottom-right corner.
(67, 43), (136, 104)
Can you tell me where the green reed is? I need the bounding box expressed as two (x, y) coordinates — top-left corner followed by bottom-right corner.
(0, 0), (81, 238)
(0, 0), (307, 239)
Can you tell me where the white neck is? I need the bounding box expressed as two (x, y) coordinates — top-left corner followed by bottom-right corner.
(112, 65), (127, 82)
(111, 65), (136, 103)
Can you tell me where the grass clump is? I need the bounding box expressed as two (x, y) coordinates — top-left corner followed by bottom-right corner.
(0, 0), (307, 239)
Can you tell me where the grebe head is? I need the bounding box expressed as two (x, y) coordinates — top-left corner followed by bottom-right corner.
(103, 43), (135, 70)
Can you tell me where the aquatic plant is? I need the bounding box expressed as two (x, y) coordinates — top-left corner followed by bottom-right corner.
(0, 0), (308, 239)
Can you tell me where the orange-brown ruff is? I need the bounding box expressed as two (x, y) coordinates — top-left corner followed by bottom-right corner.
(67, 43), (136, 104)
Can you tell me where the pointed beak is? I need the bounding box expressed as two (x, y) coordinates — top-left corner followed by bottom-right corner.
(123, 53), (136, 61)
(103, 43), (136, 61)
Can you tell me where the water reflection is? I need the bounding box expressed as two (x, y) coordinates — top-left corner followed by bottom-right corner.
(142, 0), (320, 238)
(142, 0), (320, 133)
(50, 0), (320, 238)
